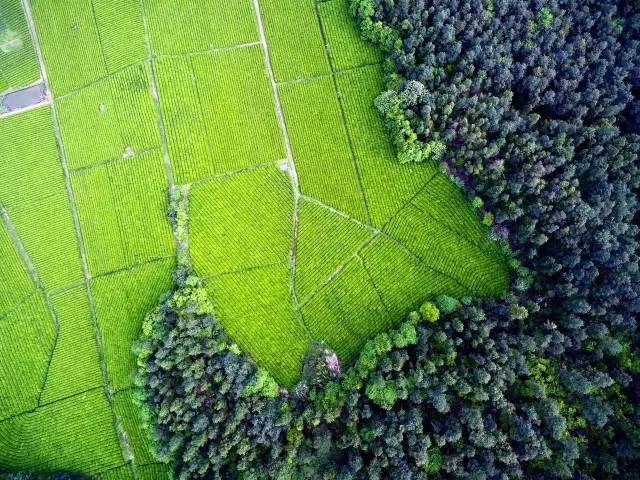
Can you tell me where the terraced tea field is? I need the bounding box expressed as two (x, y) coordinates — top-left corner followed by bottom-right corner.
(0, 0), (510, 476)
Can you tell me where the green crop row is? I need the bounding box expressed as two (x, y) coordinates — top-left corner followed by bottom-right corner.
(189, 164), (294, 277)
(0, 293), (54, 419)
(301, 257), (392, 361)
(92, 257), (174, 391)
(0, 389), (124, 474)
(360, 235), (471, 320)
(186, 49), (509, 388)
(0, 222), (32, 315)
(279, 75), (369, 223)
(205, 264), (310, 388)
(39, 286), (102, 405)
(0, 0), (513, 475)
(0, 107), (82, 291)
(144, 0), (257, 56)
(384, 196), (509, 297)
(295, 198), (372, 302)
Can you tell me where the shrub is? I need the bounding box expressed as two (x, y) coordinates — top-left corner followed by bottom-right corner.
(419, 301), (440, 323)
(434, 295), (460, 314)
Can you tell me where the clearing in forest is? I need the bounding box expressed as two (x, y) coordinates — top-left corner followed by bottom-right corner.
(0, 0), (509, 477)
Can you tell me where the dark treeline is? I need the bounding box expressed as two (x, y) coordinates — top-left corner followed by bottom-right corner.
(136, 1), (640, 479)
(352, 0), (640, 476)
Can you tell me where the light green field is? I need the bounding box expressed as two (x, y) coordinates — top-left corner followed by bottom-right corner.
(0, 0), (509, 476)
(0, 0), (39, 93)
(29, 0), (147, 96)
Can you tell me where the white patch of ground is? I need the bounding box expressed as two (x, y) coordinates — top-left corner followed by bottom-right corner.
(0, 29), (23, 53)
(0, 82), (48, 118)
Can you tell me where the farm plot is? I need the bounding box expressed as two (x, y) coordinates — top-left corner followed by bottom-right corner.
(56, 63), (160, 170)
(0, 107), (82, 291)
(0, 220), (32, 314)
(0, 389), (124, 475)
(71, 150), (173, 276)
(0, 0), (180, 474)
(29, 0), (146, 96)
(0, 0), (40, 94)
(154, 44), (284, 184)
(144, 0), (257, 56)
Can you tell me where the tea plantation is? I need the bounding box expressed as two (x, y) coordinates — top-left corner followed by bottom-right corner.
(0, 0), (509, 477)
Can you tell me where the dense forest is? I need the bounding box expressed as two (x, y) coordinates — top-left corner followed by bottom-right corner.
(129, 0), (640, 479)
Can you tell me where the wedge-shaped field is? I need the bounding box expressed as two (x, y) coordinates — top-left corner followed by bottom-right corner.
(0, 0), (509, 475)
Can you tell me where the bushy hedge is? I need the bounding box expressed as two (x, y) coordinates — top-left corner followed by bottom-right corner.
(136, 1), (639, 478)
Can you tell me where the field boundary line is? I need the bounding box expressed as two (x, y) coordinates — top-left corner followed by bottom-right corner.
(49, 280), (86, 297)
(410, 201), (506, 259)
(70, 146), (163, 174)
(87, 0), (110, 77)
(379, 230), (476, 294)
(0, 204), (44, 291)
(22, 0), (131, 468)
(140, 0), (176, 188)
(251, 0), (294, 166)
(298, 232), (380, 309)
(373, 168), (441, 232)
(0, 385), (104, 424)
(275, 60), (382, 87)
(357, 252), (394, 318)
(20, 0), (49, 93)
(0, 202), (60, 407)
(202, 261), (288, 283)
(188, 159), (284, 187)
(312, 0), (373, 226)
(252, 0), (309, 335)
(91, 254), (174, 281)
(55, 60), (147, 101)
(296, 193), (477, 302)
(156, 40), (261, 60)
(299, 194), (379, 234)
(0, 290), (38, 321)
